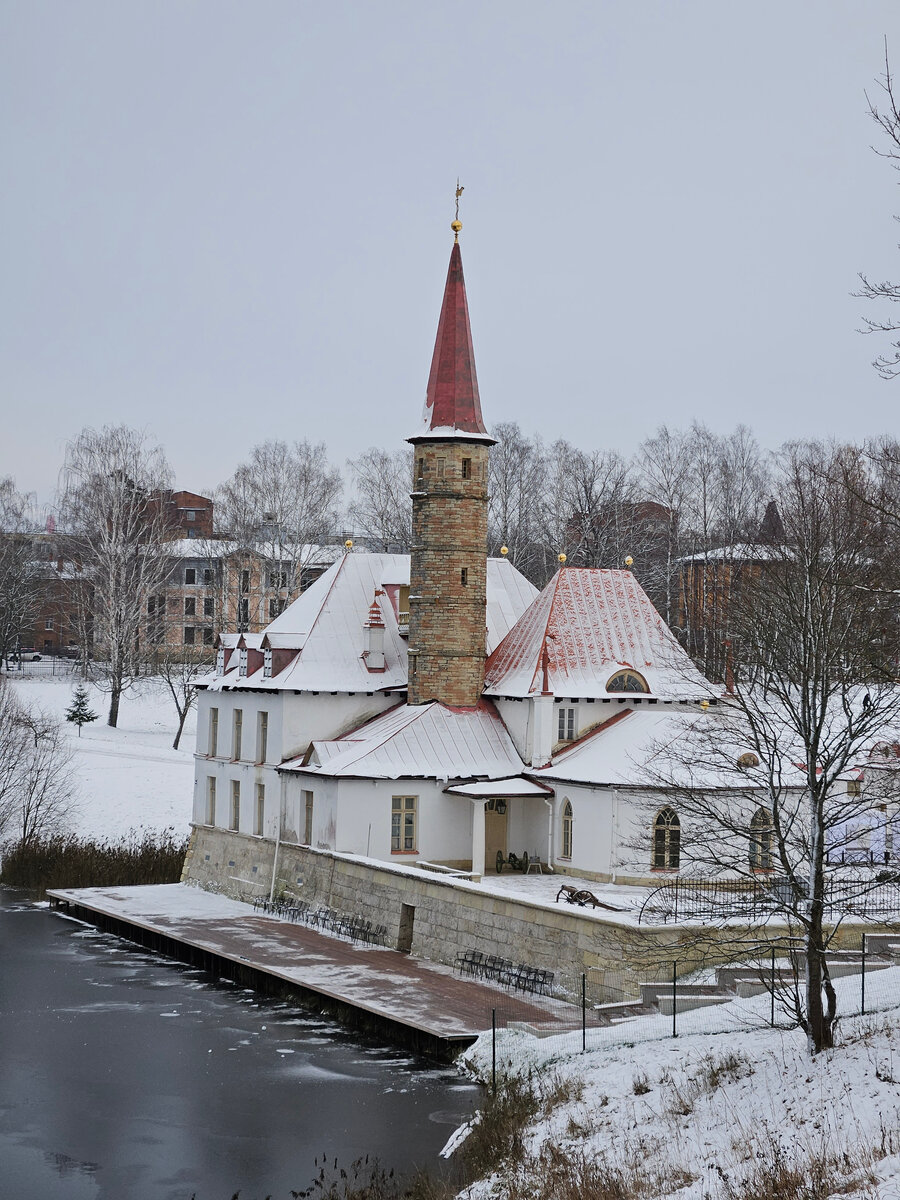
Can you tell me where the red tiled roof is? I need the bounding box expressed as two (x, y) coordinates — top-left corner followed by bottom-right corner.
(412, 242), (490, 440)
(483, 568), (709, 699)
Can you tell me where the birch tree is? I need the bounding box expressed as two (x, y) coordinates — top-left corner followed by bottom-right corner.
(347, 447), (413, 552)
(0, 479), (44, 667)
(59, 426), (174, 726)
(0, 684), (76, 846)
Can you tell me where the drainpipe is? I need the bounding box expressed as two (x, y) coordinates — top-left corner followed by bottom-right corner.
(269, 772), (284, 904)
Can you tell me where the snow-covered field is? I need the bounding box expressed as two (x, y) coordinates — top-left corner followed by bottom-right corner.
(6, 674), (196, 840)
(461, 1004), (900, 1198)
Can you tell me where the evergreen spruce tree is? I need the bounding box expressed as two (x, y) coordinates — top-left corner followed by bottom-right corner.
(65, 684), (98, 737)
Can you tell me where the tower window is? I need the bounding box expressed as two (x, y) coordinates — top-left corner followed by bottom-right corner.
(460, 567), (468, 586)
(461, 458), (471, 479)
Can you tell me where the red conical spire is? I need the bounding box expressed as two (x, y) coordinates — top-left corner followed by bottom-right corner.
(413, 242), (491, 440)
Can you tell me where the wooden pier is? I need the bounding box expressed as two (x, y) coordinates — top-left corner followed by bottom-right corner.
(47, 884), (582, 1061)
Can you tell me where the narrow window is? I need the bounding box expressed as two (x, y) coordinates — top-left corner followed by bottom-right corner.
(230, 780), (240, 831)
(185, 598), (196, 616)
(416, 457), (425, 484)
(461, 458), (471, 479)
(203, 597), (215, 617)
(240, 570), (250, 594)
(653, 808), (681, 870)
(268, 598), (284, 619)
(460, 567), (468, 586)
(557, 707), (575, 741)
(185, 568), (196, 585)
(304, 789), (314, 844)
(233, 709), (243, 760)
(206, 776), (216, 825)
(239, 647), (248, 674)
(215, 648), (225, 674)
(437, 457), (446, 476)
(255, 783), (265, 836)
(186, 510), (196, 521)
(263, 648), (273, 678)
(561, 800), (573, 859)
(183, 627), (195, 646)
(257, 711), (268, 763)
(208, 707), (219, 756)
(202, 627), (214, 646)
(392, 796), (417, 853)
(749, 807), (774, 871)
(203, 568), (214, 585)
(238, 597), (249, 628)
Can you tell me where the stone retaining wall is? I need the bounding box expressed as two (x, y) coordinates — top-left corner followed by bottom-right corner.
(182, 825), (895, 995)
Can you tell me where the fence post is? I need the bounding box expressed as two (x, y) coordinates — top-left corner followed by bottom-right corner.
(673, 878), (679, 924)
(672, 961), (677, 1038)
(585, 974), (592, 1051)
(770, 945), (776, 1027)
(861, 934), (866, 1016)
(491, 1008), (496, 1094)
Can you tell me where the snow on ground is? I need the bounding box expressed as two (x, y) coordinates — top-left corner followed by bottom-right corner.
(6, 673), (196, 840)
(461, 998), (900, 1198)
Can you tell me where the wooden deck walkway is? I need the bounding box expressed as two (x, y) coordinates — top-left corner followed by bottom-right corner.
(47, 884), (583, 1058)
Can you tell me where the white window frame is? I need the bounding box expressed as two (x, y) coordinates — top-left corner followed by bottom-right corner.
(257, 711), (268, 764)
(561, 799), (573, 859)
(255, 783), (265, 837)
(230, 779), (240, 831)
(303, 789), (314, 844)
(558, 706), (576, 741)
(233, 709), (243, 760)
(206, 776), (216, 825)
(208, 707), (219, 757)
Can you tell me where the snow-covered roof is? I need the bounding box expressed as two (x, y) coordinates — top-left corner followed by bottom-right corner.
(444, 777), (553, 798)
(285, 700), (525, 780)
(161, 538), (343, 563)
(207, 552), (537, 694)
(484, 568), (710, 701)
(677, 543), (783, 564)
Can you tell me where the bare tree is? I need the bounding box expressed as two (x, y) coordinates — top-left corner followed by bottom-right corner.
(643, 441), (900, 1053)
(0, 479), (45, 667)
(487, 423), (546, 583)
(0, 684), (76, 847)
(157, 646), (215, 750)
(346, 447), (413, 552)
(217, 440), (343, 601)
(59, 426), (174, 726)
(857, 44), (900, 379)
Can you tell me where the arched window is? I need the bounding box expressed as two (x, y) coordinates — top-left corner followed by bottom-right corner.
(606, 670), (650, 694)
(561, 800), (573, 859)
(749, 807), (774, 871)
(653, 807), (680, 869)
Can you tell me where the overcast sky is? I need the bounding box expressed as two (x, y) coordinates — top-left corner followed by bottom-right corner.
(3, 2), (900, 507)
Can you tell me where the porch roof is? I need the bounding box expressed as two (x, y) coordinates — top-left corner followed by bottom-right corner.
(443, 777), (554, 799)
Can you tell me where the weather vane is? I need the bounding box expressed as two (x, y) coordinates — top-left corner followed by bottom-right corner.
(452, 179), (464, 241)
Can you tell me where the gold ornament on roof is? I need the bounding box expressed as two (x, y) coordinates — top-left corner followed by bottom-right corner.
(624, 555), (634, 569)
(500, 545), (509, 556)
(344, 539), (354, 551)
(558, 552), (567, 564)
(452, 179), (464, 241)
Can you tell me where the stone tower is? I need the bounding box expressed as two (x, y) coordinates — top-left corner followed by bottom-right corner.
(407, 235), (494, 707)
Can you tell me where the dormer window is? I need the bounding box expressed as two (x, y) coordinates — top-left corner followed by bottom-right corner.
(558, 707), (575, 741)
(264, 648), (273, 678)
(606, 670), (650, 694)
(216, 648), (225, 674)
(239, 648), (248, 675)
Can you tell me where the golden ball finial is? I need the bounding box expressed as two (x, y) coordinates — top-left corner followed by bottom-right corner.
(344, 539), (354, 551)
(558, 552), (567, 564)
(500, 545), (509, 556)
(700, 699), (710, 711)
(624, 555), (634, 569)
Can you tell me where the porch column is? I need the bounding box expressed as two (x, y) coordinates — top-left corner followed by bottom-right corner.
(470, 799), (487, 882)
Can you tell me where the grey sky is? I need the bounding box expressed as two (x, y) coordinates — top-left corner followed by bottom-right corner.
(3, 2), (900, 506)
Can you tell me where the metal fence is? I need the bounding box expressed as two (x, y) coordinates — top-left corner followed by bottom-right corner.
(639, 875), (900, 924)
(469, 931), (900, 1085)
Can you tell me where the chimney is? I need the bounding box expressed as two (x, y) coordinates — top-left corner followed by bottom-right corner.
(364, 591), (386, 672)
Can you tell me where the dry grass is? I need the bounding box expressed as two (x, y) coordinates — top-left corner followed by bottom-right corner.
(0, 829), (189, 897)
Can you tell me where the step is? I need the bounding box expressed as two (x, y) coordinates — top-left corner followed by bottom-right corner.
(592, 1000), (648, 1026)
(639, 981), (727, 1007)
(656, 993), (734, 1016)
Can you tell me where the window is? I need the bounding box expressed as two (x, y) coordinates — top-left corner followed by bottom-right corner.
(186, 510), (196, 521)
(558, 707), (576, 741)
(255, 783), (265, 836)
(232, 709), (243, 759)
(187, 528), (198, 538)
(268, 598), (285, 619)
(202, 627), (215, 646)
(461, 458), (471, 479)
(45, 617), (54, 631)
(268, 570), (287, 589)
(653, 808), (681, 869)
(206, 777), (216, 825)
(460, 567), (468, 586)
(606, 670), (650, 694)
(239, 647), (248, 675)
(185, 598), (196, 617)
(215, 648), (225, 674)
(561, 800), (573, 859)
(204, 597), (215, 617)
(238, 598), (249, 628)
(416, 457), (425, 484)
(208, 707), (219, 756)
(230, 780), (240, 831)
(391, 796), (417, 852)
(257, 711), (268, 763)
(264, 648), (273, 678)
(183, 627), (196, 646)
(304, 789), (314, 844)
(437, 457), (446, 476)
(240, 570), (250, 594)
(749, 807), (774, 871)
(185, 568), (196, 585)
(203, 568), (214, 585)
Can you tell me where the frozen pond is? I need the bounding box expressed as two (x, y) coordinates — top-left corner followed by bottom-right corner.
(0, 888), (479, 1200)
